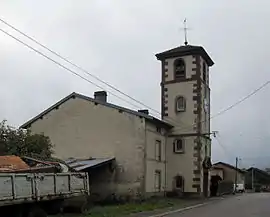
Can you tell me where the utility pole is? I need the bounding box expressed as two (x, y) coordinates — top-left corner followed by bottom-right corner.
(234, 157), (238, 193)
(252, 167), (254, 191)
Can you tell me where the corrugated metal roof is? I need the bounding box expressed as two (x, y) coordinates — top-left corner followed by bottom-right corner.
(65, 157), (115, 171)
(0, 155), (29, 172)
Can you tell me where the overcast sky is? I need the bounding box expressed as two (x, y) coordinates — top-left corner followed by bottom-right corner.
(0, 0), (269, 167)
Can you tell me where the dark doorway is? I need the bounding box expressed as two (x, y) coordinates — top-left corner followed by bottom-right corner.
(203, 170), (209, 197)
(210, 175), (222, 196)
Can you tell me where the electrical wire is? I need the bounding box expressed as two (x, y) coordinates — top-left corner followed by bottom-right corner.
(0, 18), (189, 128)
(174, 80), (270, 132)
(214, 135), (235, 158)
(1, 19), (269, 131)
(0, 18), (153, 112)
(0, 28), (144, 111)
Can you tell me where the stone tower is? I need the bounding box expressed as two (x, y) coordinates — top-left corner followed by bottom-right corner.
(156, 45), (214, 196)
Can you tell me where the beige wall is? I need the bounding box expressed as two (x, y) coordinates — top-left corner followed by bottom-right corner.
(144, 122), (166, 194)
(214, 164), (245, 184)
(210, 168), (224, 179)
(29, 97), (147, 197)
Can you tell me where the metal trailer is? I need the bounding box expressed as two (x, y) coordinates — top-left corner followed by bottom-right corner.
(0, 172), (89, 217)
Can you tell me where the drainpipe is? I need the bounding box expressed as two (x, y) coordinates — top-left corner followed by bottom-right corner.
(143, 120), (147, 199)
(164, 131), (168, 197)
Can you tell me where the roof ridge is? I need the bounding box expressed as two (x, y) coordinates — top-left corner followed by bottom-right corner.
(20, 92), (173, 129)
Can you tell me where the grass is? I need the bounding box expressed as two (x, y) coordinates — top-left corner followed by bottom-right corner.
(54, 198), (202, 217)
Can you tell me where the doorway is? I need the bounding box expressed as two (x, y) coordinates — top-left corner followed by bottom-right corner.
(203, 170), (209, 197)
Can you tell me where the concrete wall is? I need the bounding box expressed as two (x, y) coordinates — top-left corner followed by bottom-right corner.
(28, 96), (147, 198)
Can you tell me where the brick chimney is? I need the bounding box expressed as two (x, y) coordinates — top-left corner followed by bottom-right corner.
(94, 91), (107, 102)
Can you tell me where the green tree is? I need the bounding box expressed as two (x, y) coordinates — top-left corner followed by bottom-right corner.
(0, 120), (53, 157)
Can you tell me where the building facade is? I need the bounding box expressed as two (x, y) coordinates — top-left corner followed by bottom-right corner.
(21, 43), (214, 198)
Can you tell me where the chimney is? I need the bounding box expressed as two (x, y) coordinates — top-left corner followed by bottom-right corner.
(138, 109), (149, 115)
(94, 91), (107, 102)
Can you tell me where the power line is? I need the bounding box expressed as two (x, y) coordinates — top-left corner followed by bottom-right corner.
(0, 26), (186, 128)
(174, 80), (270, 132)
(211, 81), (270, 119)
(214, 135), (235, 158)
(0, 18), (189, 128)
(0, 28), (143, 111)
(1, 19), (269, 131)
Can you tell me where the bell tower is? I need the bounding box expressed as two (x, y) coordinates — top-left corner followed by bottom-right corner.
(156, 44), (214, 196)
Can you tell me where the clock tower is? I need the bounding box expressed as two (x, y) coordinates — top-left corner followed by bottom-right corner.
(156, 44), (214, 196)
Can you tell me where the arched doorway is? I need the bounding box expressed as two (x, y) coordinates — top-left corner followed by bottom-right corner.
(172, 175), (184, 196)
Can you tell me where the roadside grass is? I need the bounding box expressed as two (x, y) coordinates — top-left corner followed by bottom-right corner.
(54, 198), (202, 217)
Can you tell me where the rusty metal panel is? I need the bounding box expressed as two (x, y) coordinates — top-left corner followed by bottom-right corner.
(0, 156), (29, 172)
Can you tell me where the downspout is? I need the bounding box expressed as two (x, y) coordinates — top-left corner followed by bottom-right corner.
(143, 119), (147, 199)
(164, 130), (168, 197)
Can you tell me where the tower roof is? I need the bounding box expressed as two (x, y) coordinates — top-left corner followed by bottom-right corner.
(155, 45), (214, 66)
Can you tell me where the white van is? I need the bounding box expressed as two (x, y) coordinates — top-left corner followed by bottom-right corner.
(234, 184), (245, 193)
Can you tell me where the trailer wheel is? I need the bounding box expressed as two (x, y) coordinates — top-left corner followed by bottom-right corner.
(27, 207), (47, 217)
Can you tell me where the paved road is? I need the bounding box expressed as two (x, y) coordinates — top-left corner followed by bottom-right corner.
(169, 193), (270, 217)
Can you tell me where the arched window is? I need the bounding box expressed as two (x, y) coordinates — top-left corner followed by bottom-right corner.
(174, 59), (185, 79)
(175, 175), (184, 190)
(175, 96), (186, 112)
(174, 138), (184, 153)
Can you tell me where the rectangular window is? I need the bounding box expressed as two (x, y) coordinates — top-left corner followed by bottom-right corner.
(155, 140), (161, 161)
(154, 170), (161, 192)
(174, 139), (184, 153)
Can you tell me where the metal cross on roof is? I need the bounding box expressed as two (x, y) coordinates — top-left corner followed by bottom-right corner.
(183, 18), (189, 46)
